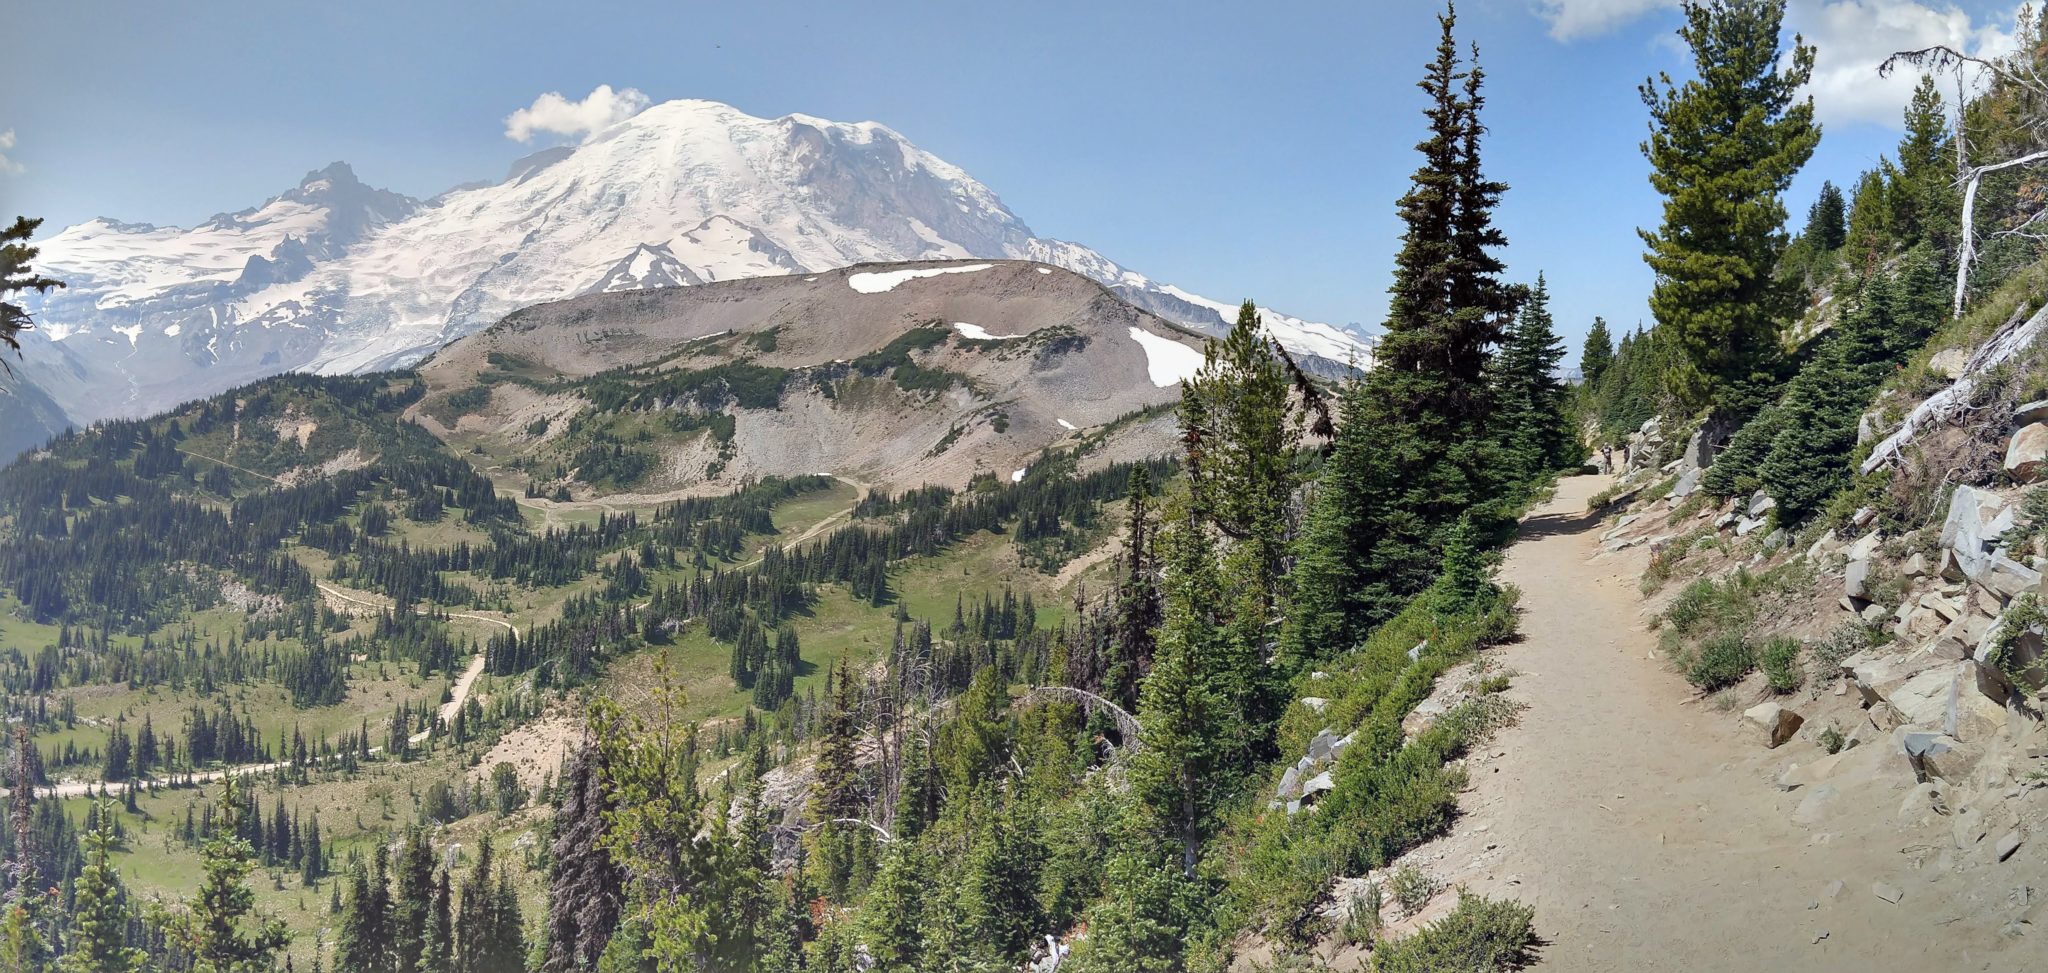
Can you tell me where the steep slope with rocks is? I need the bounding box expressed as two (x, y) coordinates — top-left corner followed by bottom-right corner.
(17, 99), (1372, 431)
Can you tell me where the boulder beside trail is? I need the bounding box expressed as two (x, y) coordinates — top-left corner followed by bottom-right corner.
(1743, 701), (1804, 749)
(2005, 422), (2048, 481)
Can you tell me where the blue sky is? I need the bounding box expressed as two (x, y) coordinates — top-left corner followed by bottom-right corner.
(0, 0), (2025, 362)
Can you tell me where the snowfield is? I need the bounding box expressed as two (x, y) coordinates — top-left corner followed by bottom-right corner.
(848, 264), (993, 294)
(952, 321), (1024, 340)
(1128, 327), (1207, 387)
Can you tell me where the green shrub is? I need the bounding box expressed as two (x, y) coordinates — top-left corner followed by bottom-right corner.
(1663, 579), (1722, 634)
(1760, 637), (1803, 693)
(1341, 883), (1385, 947)
(1369, 894), (1538, 973)
(1818, 725), (1845, 754)
(1388, 866), (1442, 918)
(1687, 632), (1755, 690)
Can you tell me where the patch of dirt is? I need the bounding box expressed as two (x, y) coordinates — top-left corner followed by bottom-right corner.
(474, 715), (580, 791)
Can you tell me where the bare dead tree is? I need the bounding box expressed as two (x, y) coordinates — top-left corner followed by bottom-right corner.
(1017, 686), (1144, 751)
(1883, 41), (2048, 317)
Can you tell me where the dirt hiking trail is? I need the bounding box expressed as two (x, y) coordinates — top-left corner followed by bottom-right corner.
(1409, 475), (2034, 971)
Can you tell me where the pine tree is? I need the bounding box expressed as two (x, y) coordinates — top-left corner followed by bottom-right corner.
(299, 816), (322, 887)
(1179, 300), (1302, 609)
(1131, 497), (1233, 878)
(1580, 316), (1615, 386)
(1492, 273), (1575, 481)
(426, 869), (454, 973)
(158, 777), (291, 973)
(1840, 165), (1894, 278)
(453, 837), (525, 973)
(1805, 181), (1847, 252)
(1893, 75), (1956, 254)
(394, 828), (436, 973)
(1284, 5), (1516, 659)
(61, 799), (144, 973)
(0, 217), (64, 356)
(1103, 466), (1161, 711)
(1638, 0), (1819, 417)
(337, 856), (392, 973)
(859, 846), (924, 971)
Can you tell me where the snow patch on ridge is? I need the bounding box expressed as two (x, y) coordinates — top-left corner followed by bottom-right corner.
(953, 321), (1023, 341)
(848, 263), (992, 294)
(1057, 418), (1076, 431)
(1128, 327), (1205, 387)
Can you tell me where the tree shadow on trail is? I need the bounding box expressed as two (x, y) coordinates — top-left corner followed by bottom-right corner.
(1512, 504), (1609, 543)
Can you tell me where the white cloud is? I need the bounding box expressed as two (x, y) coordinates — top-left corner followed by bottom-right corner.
(1789, 0), (2019, 129)
(0, 130), (22, 175)
(503, 84), (651, 143)
(1539, 0), (2022, 131)
(1535, 0), (1676, 40)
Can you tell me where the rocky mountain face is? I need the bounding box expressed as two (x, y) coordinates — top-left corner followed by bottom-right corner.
(419, 258), (1202, 494)
(18, 99), (1373, 434)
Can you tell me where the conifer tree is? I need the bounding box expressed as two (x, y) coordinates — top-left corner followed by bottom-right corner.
(62, 798), (144, 973)
(1493, 273), (1575, 481)
(1639, 0), (1819, 418)
(427, 869), (454, 973)
(0, 217), (64, 356)
(394, 829), (436, 973)
(2, 726), (50, 973)
(1805, 181), (1847, 252)
(337, 856), (392, 973)
(157, 777), (290, 973)
(1841, 167), (1893, 277)
(859, 846), (924, 971)
(1179, 301), (1302, 608)
(1131, 497), (1233, 879)
(1892, 75), (1956, 254)
(1285, 4), (1517, 658)
(1580, 316), (1615, 386)
(1103, 467), (1161, 711)
(588, 671), (711, 968)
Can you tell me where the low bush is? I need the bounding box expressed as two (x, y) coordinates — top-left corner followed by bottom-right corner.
(1687, 632), (1755, 690)
(1388, 866), (1443, 918)
(1760, 637), (1803, 693)
(1370, 894), (1539, 973)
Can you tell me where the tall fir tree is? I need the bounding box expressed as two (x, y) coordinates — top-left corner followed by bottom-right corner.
(61, 799), (144, 973)
(158, 777), (290, 973)
(1804, 180), (1848, 251)
(1284, 4), (1518, 659)
(1179, 300), (1303, 610)
(1103, 467), (1161, 711)
(1131, 496), (1235, 879)
(1492, 273), (1575, 481)
(1580, 316), (1615, 386)
(1638, 0), (1819, 418)
(1892, 75), (1957, 255)
(0, 217), (65, 355)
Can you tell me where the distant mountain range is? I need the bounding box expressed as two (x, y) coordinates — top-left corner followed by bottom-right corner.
(14, 99), (1374, 441)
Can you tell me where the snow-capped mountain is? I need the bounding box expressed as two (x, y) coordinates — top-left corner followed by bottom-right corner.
(21, 99), (1373, 424)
